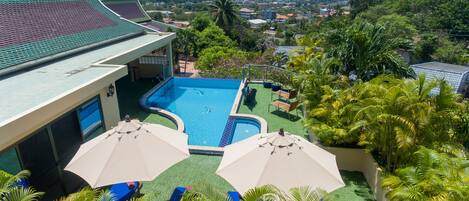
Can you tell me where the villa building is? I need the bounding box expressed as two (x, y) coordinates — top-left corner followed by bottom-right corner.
(239, 7), (256, 19)
(0, 0), (175, 199)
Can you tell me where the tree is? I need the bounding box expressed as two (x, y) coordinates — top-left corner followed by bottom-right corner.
(383, 147), (469, 201)
(310, 74), (468, 171)
(191, 14), (212, 32)
(433, 38), (469, 65)
(271, 52), (289, 68)
(209, 0), (238, 32)
(376, 14), (417, 40)
(195, 24), (236, 55)
(195, 46), (248, 70)
(350, 0), (383, 17)
(324, 21), (414, 81)
(0, 170), (43, 201)
(174, 29), (197, 72)
(152, 12), (164, 21)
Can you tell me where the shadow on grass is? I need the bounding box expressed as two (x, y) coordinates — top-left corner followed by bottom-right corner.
(269, 110), (302, 122)
(333, 171), (375, 201)
(243, 89), (258, 111)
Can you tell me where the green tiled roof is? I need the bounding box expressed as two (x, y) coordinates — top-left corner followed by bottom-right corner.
(0, 0), (145, 73)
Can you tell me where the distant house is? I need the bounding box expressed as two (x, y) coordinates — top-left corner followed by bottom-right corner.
(248, 19), (267, 29)
(262, 9), (277, 21)
(275, 15), (289, 22)
(411, 62), (469, 97)
(239, 8), (256, 19)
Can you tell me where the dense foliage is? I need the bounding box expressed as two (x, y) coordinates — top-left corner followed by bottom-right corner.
(0, 170), (43, 201)
(383, 147), (469, 201)
(181, 184), (328, 201)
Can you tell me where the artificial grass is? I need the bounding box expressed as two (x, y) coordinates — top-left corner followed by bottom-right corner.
(116, 76), (176, 129)
(140, 155), (234, 200)
(238, 83), (308, 138)
(331, 171), (375, 201)
(117, 78), (374, 201)
(138, 155), (374, 201)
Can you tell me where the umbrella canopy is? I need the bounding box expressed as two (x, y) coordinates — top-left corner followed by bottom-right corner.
(65, 117), (189, 188)
(216, 129), (344, 194)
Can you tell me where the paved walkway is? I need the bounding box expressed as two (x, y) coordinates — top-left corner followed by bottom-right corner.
(175, 60), (199, 77)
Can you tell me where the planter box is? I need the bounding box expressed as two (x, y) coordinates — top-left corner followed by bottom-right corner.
(322, 146), (388, 201)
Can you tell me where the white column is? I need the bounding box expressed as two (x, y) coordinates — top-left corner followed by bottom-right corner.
(99, 82), (121, 130)
(165, 42), (174, 78)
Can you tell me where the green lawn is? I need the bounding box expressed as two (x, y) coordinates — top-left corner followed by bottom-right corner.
(238, 83), (308, 138)
(117, 78), (375, 201)
(139, 154), (374, 201)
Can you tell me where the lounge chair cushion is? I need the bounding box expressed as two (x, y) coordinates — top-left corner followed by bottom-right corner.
(109, 182), (139, 201)
(169, 186), (186, 201)
(228, 191), (241, 201)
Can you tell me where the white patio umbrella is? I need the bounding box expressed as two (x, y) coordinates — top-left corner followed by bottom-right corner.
(216, 129), (344, 194)
(65, 116), (189, 188)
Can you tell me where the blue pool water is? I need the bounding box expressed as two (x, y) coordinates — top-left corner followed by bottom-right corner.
(146, 78), (241, 146)
(231, 119), (260, 143)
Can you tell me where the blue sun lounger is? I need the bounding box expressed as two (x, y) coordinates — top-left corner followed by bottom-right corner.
(169, 186), (186, 201)
(109, 182), (139, 201)
(228, 191), (241, 201)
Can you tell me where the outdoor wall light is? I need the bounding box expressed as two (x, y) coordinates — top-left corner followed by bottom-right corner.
(107, 84), (115, 97)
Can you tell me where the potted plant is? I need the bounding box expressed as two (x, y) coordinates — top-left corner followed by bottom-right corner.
(263, 80), (273, 88)
(271, 82), (281, 91)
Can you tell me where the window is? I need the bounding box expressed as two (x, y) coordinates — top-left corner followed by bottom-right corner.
(0, 148), (21, 175)
(77, 97), (104, 140)
(18, 128), (59, 193)
(51, 111), (82, 166)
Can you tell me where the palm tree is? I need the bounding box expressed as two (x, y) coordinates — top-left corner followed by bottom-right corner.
(271, 52), (289, 68)
(174, 29), (196, 73)
(292, 54), (345, 109)
(0, 170), (43, 201)
(383, 147), (469, 201)
(325, 21), (415, 81)
(209, 0), (238, 32)
(181, 184), (327, 201)
(57, 187), (114, 201)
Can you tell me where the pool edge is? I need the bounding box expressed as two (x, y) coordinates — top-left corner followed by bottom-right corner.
(139, 77), (185, 133)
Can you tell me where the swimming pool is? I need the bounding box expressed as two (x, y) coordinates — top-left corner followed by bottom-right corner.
(145, 78), (241, 146)
(231, 119), (260, 143)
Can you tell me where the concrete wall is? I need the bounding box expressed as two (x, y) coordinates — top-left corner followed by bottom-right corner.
(0, 67), (127, 151)
(323, 146), (388, 201)
(99, 81), (121, 130)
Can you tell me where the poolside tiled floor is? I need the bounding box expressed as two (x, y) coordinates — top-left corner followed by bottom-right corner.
(117, 77), (375, 201)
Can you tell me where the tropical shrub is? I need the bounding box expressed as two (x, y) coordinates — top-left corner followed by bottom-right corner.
(0, 170), (43, 201)
(181, 183), (329, 201)
(383, 147), (469, 201)
(309, 75), (468, 171)
(58, 187), (114, 201)
(323, 21), (414, 81)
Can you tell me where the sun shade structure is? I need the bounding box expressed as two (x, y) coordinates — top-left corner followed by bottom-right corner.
(65, 117), (189, 188)
(216, 129), (345, 194)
